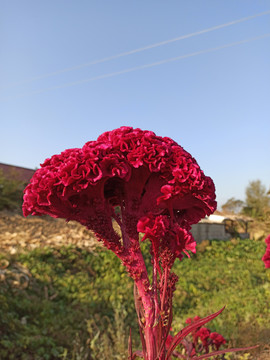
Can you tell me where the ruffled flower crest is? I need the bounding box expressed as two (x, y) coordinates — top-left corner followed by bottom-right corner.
(23, 127), (216, 257)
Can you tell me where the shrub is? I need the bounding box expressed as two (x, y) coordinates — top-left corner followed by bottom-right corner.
(0, 169), (24, 211)
(0, 239), (268, 359)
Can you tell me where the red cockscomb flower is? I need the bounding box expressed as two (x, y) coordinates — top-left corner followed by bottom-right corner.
(196, 327), (211, 352)
(23, 127), (217, 360)
(210, 331), (226, 350)
(23, 127), (216, 259)
(262, 235), (270, 268)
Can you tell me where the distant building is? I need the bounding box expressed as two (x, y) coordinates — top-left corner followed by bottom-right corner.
(191, 214), (252, 242)
(0, 163), (35, 184)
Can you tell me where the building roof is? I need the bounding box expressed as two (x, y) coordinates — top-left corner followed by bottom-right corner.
(0, 163), (35, 184)
(200, 213), (253, 224)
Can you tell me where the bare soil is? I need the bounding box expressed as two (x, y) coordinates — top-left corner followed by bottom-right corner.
(0, 211), (99, 254)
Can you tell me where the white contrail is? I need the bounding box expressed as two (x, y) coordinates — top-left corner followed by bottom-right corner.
(3, 10), (270, 88)
(1, 33), (269, 102)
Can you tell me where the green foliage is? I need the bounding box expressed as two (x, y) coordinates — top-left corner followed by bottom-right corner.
(222, 197), (244, 214)
(0, 247), (135, 359)
(243, 180), (270, 220)
(0, 169), (24, 211)
(0, 239), (269, 359)
(172, 239), (270, 345)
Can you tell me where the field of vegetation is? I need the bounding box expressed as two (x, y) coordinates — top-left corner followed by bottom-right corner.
(0, 213), (269, 359)
(1, 114), (270, 360)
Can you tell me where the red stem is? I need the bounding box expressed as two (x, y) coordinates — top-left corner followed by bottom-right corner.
(161, 265), (168, 312)
(152, 253), (160, 327)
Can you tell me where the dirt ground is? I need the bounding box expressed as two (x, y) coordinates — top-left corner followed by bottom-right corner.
(1, 210), (269, 254)
(0, 211), (99, 254)
(249, 220), (270, 241)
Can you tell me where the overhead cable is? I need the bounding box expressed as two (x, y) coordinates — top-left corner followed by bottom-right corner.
(1, 33), (269, 102)
(3, 10), (270, 87)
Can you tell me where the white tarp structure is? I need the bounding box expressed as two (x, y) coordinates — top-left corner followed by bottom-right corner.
(191, 214), (252, 243)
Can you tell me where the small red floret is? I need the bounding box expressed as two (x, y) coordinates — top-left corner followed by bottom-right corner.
(262, 235), (270, 268)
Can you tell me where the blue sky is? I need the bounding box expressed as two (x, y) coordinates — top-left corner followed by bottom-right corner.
(1, 1), (270, 207)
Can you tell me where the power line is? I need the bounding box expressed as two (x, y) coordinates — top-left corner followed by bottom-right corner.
(3, 10), (270, 88)
(2, 33), (269, 102)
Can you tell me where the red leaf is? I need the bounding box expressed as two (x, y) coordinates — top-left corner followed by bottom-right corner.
(165, 307), (225, 359)
(133, 284), (147, 358)
(128, 328), (133, 360)
(191, 345), (259, 359)
(157, 290), (173, 358)
(133, 350), (143, 359)
(139, 325), (147, 358)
